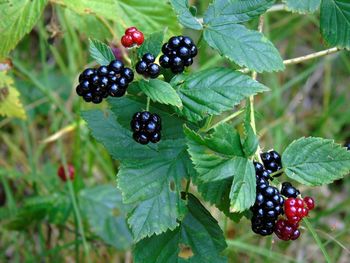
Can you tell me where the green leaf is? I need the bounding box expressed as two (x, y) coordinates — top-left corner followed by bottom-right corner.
(172, 68), (269, 122)
(229, 158), (256, 212)
(82, 110), (159, 161)
(0, 0), (48, 59)
(282, 0), (321, 13)
(204, 24), (284, 73)
(54, 0), (181, 35)
(133, 194), (227, 263)
(197, 178), (245, 222)
(184, 124), (245, 182)
(89, 39), (115, 65)
(320, 0), (350, 49)
(108, 96), (185, 139)
(118, 139), (193, 241)
(170, 0), (203, 30)
(79, 185), (133, 250)
(134, 79), (182, 107)
(204, 0), (275, 25)
(137, 31), (164, 58)
(0, 72), (26, 119)
(282, 137), (350, 186)
(185, 125), (255, 212)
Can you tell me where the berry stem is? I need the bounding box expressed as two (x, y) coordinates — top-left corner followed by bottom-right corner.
(269, 168), (285, 178)
(303, 218), (332, 263)
(146, 96), (150, 111)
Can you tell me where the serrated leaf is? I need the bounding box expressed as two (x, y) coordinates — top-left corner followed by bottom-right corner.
(229, 158), (255, 212)
(0, 0), (48, 59)
(197, 178), (244, 222)
(172, 68), (269, 122)
(137, 31), (164, 58)
(79, 185), (133, 250)
(282, 137), (350, 186)
(0, 72), (26, 119)
(170, 0), (203, 30)
(320, 0), (350, 49)
(118, 139), (193, 241)
(108, 96), (185, 139)
(89, 39), (115, 65)
(133, 194), (227, 263)
(204, 24), (284, 73)
(204, 0), (275, 25)
(184, 124), (245, 182)
(54, 0), (181, 35)
(282, 0), (321, 13)
(135, 79), (182, 107)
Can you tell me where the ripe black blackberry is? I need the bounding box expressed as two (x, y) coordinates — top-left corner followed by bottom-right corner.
(135, 53), (161, 79)
(159, 36), (197, 74)
(130, 111), (162, 145)
(281, 182), (300, 198)
(76, 59), (134, 103)
(260, 150), (282, 176)
(251, 162), (284, 236)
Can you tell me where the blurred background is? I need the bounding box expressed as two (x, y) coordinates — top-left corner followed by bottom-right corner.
(0, 0), (349, 262)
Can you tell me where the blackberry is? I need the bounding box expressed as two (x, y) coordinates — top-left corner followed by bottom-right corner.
(130, 111), (162, 145)
(136, 53), (160, 79)
(160, 35), (197, 74)
(251, 163), (284, 237)
(76, 60), (134, 103)
(260, 150), (283, 176)
(344, 142), (350, 151)
(281, 182), (300, 198)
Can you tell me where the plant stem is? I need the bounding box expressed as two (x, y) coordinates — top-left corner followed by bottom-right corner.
(58, 142), (91, 263)
(303, 218), (332, 263)
(185, 180), (191, 196)
(249, 15), (264, 162)
(200, 109), (244, 132)
(283, 47), (340, 65)
(146, 97), (150, 111)
(267, 4), (287, 13)
(269, 168), (285, 178)
(241, 47), (341, 73)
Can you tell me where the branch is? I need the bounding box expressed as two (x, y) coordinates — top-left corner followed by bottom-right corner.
(240, 47), (341, 73)
(283, 47), (340, 65)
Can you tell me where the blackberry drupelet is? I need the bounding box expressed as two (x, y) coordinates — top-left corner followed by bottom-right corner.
(136, 53), (161, 79)
(160, 35), (197, 74)
(76, 60), (134, 103)
(130, 111), (162, 145)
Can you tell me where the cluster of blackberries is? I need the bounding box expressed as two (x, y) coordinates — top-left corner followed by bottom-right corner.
(130, 111), (162, 145)
(251, 161), (285, 236)
(136, 53), (161, 79)
(76, 60), (134, 103)
(160, 36), (198, 74)
(260, 150), (283, 175)
(251, 150), (316, 241)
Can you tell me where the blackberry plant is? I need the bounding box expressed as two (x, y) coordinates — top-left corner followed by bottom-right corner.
(78, 1), (350, 260)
